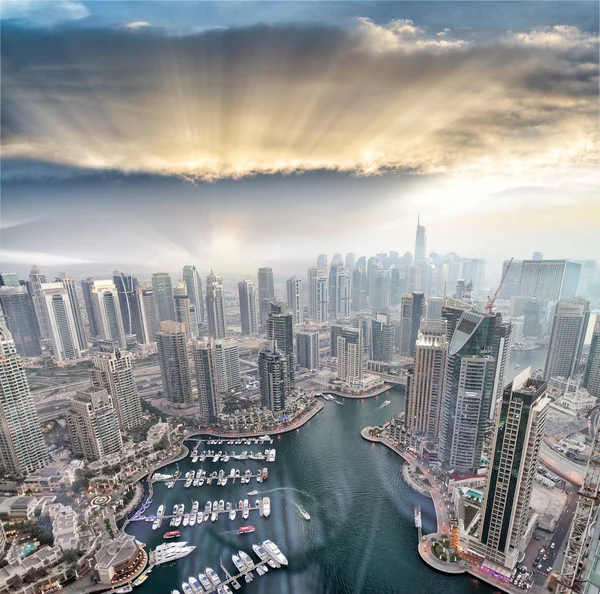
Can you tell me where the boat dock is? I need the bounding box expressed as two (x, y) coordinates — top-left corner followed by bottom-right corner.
(153, 468), (268, 487)
(414, 506), (422, 540)
(190, 437), (274, 446)
(188, 450), (277, 463)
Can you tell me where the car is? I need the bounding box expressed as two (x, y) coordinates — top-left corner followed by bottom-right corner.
(547, 567), (552, 573)
(551, 542), (556, 549)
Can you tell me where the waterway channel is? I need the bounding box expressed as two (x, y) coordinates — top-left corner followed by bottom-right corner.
(126, 385), (497, 593)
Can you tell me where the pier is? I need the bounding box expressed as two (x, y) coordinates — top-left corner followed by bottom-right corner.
(189, 437), (274, 446)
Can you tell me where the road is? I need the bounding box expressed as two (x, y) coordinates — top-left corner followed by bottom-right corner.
(540, 443), (585, 486)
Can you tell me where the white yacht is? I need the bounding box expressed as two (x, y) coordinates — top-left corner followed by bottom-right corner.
(239, 551), (254, 570)
(206, 567), (221, 587)
(243, 499), (249, 520)
(198, 574), (212, 591)
(263, 540), (288, 565)
(229, 509), (236, 521)
(232, 554), (245, 573)
(188, 576), (202, 593)
(252, 544), (277, 569)
(181, 583), (193, 594)
(153, 542), (196, 565)
(182, 514), (190, 527)
(262, 497), (270, 517)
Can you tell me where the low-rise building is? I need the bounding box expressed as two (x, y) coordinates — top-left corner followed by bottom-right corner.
(0, 496), (38, 520)
(557, 387), (596, 412)
(146, 422), (170, 446)
(46, 504), (80, 551)
(0, 546), (62, 594)
(94, 533), (143, 584)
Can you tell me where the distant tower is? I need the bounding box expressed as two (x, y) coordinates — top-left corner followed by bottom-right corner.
(174, 286), (196, 338)
(296, 331), (319, 370)
(81, 278), (99, 338)
(404, 320), (447, 440)
(193, 337), (220, 424)
(0, 285), (41, 357)
(479, 371), (549, 571)
(352, 267), (367, 312)
(266, 303), (295, 387)
(286, 277), (303, 325)
(308, 268), (327, 323)
(156, 321), (193, 408)
(58, 274), (87, 351)
(390, 268), (405, 306)
(40, 282), (82, 361)
(205, 271), (227, 339)
(544, 298), (590, 381)
(399, 292), (424, 357)
(182, 265), (205, 327)
(28, 265), (52, 341)
(238, 279), (259, 336)
(369, 313), (395, 363)
(67, 386), (123, 461)
(317, 254), (328, 271)
(583, 317), (600, 397)
(90, 280), (127, 348)
(0, 325), (49, 475)
(406, 265), (421, 293)
(414, 215), (427, 262)
(112, 271), (138, 336)
(133, 287), (159, 344)
(336, 326), (363, 386)
(372, 269), (391, 310)
(257, 267), (275, 332)
(331, 253), (343, 266)
(345, 253), (356, 271)
(329, 264), (351, 319)
(259, 339), (290, 412)
(90, 344), (142, 431)
(532, 252), (543, 261)
(152, 272), (176, 323)
(215, 338), (242, 391)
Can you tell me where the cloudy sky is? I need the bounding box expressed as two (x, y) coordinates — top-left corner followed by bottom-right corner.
(1, 1), (599, 281)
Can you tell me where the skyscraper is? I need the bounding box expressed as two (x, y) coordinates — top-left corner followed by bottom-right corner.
(345, 253), (356, 271)
(317, 254), (328, 270)
(337, 326), (363, 386)
(406, 265), (421, 293)
(0, 272), (20, 287)
(0, 285), (41, 357)
(67, 386), (124, 461)
(90, 344), (142, 431)
(28, 265), (52, 342)
(331, 253), (343, 266)
(415, 215), (426, 262)
(41, 282), (82, 361)
(266, 302), (295, 386)
(479, 371), (549, 571)
(286, 277), (303, 325)
(182, 265), (205, 327)
(0, 325), (49, 476)
(296, 331), (319, 370)
(518, 260), (581, 301)
(426, 297), (443, 320)
(91, 280), (127, 348)
(351, 266), (367, 311)
(369, 313), (395, 363)
(329, 322), (345, 357)
(58, 274), (87, 351)
(152, 272), (176, 322)
(372, 268), (391, 310)
(329, 264), (351, 319)
(133, 287), (159, 344)
(238, 279), (259, 335)
(81, 277), (99, 338)
(205, 271), (227, 339)
(439, 310), (499, 472)
(390, 268), (405, 306)
(404, 320), (447, 440)
(399, 292), (424, 357)
(112, 271), (138, 336)
(544, 298), (590, 381)
(259, 339), (290, 412)
(193, 337), (220, 424)
(583, 317), (600, 398)
(215, 338), (242, 391)
(174, 286), (196, 338)
(308, 268), (327, 322)
(156, 321), (193, 408)
(257, 266), (275, 331)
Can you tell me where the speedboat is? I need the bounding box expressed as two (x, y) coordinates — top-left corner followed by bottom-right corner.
(116, 586), (133, 593)
(206, 567), (221, 586)
(255, 564), (266, 576)
(189, 513), (196, 527)
(212, 500), (219, 512)
(238, 525), (255, 534)
(198, 573), (212, 590)
(243, 500), (249, 520)
(164, 530), (180, 539)
(300, 509), (310, 520)
(188, 576), (202, 593)
(239, 551), (254, 570)
(178, 504), (185, 515)
(232, 554), (245, 573)
(211, 509), (218, 522)
(192, 501), (199, 513)
(226, 501), (232, 510)
(152, 517), (161, 530)
(229, 509), (236, 521)
(181, 582), (193, 594)
(223, 453), (230, 462)
(182, 514), (190, 527)
(198, 477), (204, 487)
(157, 504), (165, 518)
(262, 497), (270, 517)
(173, 504), (179, 516)
(219, 500), (225, 512)
(223, 585), (233, 594)
(263, 539), (288, 565)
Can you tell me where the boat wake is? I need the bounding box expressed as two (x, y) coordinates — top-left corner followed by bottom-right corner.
(253, 486), (314, 499)
(378, 400), (392, 409)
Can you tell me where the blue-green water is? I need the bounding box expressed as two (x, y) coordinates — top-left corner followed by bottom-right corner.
(127, 386), (496, 593)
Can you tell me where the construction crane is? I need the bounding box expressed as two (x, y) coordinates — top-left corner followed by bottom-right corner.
(485, 257), (513, 315)
(556, 425), (600, 593)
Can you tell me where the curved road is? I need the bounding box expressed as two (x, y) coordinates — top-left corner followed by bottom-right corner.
(540, 443), (585, 486)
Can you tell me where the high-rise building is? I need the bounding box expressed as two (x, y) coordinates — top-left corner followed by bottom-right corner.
(266, 303), (295, 386)
(390, 268), (405, 306)
(174, 286), (196, 338)
(205, 271), (227, 339)
(112, 271), (138, 336)
(40, 282), (82, 361)
(0, 325), (49, 476)
(91, 280), (127, 348)
(67, 386), (124, 461)
(330, 322), (345, 357)
(0, 285), (41, 357)
(151, 273), (176, 323)
(193, 337), (220, 424)
(532, 252), (544, 261)
(345, 253), (356, 271)
(415, 215), (426, 262)
(90, 344), (142, 431)
(499, 260), (523, 300)
(544, 298), (590, 381)
(156, 321), (193, 408)
(296, 331), (319, 370)
(406, 265), (421, 293)
(372, 269), (391, 310)
(132, 287), (159, 344)
(0, 272), (20, 287)
(28, 266), (52, 342)
(370, 313), (395, 363)
(337, 326), (363, 386)
(308, 268), (327, 322)
(405, 320), (447, 440)
(81, 277), (100, 338)
(352, 266), (367, 311)
(518, 260), (581, 301)
(399, 292), (424, 357)
(426, 297), (443, 320)
(58, 274), (87, 351)
(331, 253), (343, 266)
(257, 267), (275, 331)
(439, 310), (499, 472)
(329, 265), (351, 319)
(215, 338), (241, 391)
(182, 265), (205, 327)
(317, 254), (328, 270)
(286, 277), (303, 325)
(258, 339), (290, 412)
(238, 279), (259, 335)
(479, 371), (549, 571)
(583, 317), (600, 398)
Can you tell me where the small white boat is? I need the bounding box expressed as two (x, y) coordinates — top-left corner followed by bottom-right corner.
(262, 497), (270, 517)
(229, 509), (236, 521)
(300, 508), (310, 520)
(239, 551), (254, 570)
(248, 490), (258, 496)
